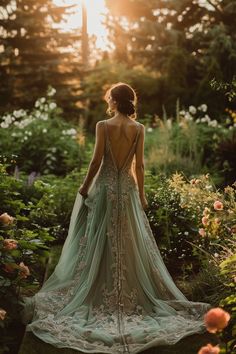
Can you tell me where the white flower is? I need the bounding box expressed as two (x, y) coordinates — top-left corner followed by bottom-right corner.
(42, 128), (47, 133)
(204, 114), (211, 122)
(1, 122), (9, 128)
(47, 87), (56, 97)
(184, 231), (189, 236)
(41, 113), (48, 121)
(51, 147), (57, 153)
(49, 102), (57, 110)
(208, 119), (218, 127)
(189, 105), (197, 115)
(40, 97), (46, 104)
(179, 110), (186, 116)
(198, 104), (207, 112)
(196, 118), (200, 123)
(184, 112), (193, 121)
(35, 111), (41, 118)
(35, 100), (40, 108)
(147, 127), (153, 132)
(13, 110), (23, 118)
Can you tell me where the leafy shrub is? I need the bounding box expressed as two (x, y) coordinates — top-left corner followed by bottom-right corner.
(0, 86), (86, 175)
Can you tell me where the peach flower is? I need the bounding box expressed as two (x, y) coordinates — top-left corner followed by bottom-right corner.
(0, 212), (14, 225)
(0, 308), (7, 321)
(3, 239), (18, 250)
(199, 228), (206, 237)
(18, 262), (30, 279)
(214, 218), (221, 225)
(213, 201), (223, 211)
(204, 307), (230, 333)
(202, 216), (208, 226)
(198, 343), (220, 354)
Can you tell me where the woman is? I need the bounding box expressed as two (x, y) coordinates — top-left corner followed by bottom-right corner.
(22, 83), (211, 354)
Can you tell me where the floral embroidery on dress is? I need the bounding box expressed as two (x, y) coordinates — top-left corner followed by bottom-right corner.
(23, 120), (211, 354)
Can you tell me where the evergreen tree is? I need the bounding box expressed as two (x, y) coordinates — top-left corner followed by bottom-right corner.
(0, 0), (84, 118)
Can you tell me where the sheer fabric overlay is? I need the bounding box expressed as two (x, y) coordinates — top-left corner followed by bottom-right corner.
(21, 120), (211, 354)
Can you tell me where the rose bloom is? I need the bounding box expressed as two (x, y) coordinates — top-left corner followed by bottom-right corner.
(3, 238), (18, 250)
(204, 307), (230, 333)
(199, 228), (206, 237)
(18, 262), (30, 279)
(198, 343), (220, 354)
(0, 308), (7, 321)
(0, 212), (14, 225)
(213, 201), (223, 211)
(202, 216), (208, 226)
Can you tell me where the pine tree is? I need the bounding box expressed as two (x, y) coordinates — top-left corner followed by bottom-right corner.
(0, 0), (84, 118)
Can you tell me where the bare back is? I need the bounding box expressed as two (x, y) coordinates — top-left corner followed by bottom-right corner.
(105, 119), (140, 170)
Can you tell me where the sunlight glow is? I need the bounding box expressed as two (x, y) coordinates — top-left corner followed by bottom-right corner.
(53, 0), (109, 50)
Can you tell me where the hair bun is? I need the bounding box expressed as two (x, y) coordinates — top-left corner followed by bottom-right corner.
(117, 100), (135, 116)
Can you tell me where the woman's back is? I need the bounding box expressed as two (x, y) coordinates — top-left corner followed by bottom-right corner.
(105, 118), (140, 171)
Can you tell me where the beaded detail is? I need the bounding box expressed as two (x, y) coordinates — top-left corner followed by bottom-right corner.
(25, 120), (211, 354)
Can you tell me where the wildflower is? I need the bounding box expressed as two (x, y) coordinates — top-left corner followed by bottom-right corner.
(198, 343), (220, 354)
(214, 218), (221, 225)
(49, 102), (57, 110)
(18, 262), (30, 279)
(213, 201), (223, 211)
(0, 212), (14, 225)
(0, 309), (7, 321)
(189, 105), (197, 115)
(199, 228), (206, 237)
(147, 127), (153, 132)
(202, 216), (208, 226)
(198, 104), (208, 112)
(231, 225), (236, 234)
(3, 239), (18, 250)
(204, 307), (230, 333)
(203, 207), (210, 216)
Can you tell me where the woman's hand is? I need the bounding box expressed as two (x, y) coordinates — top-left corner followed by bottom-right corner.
(140, 194), (148, 210)
(78, 184), (88, 198)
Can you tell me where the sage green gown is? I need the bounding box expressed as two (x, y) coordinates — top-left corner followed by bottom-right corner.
(22, 120), (211, 353)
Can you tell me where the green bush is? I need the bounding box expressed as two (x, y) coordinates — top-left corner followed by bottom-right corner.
(0, 86), (86, 175)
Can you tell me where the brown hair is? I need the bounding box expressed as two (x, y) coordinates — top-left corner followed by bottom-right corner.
(104, 82), (137, 119)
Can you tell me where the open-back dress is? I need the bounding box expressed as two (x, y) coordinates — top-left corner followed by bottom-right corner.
(21, 119), (211, 354)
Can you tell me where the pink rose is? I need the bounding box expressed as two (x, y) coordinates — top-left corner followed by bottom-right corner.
(198, 343), (220, 354)
(3, 239), (18, 250)
(199, 228), (206, 237)
(204, 307), (230, 333)
(213, 201), (223, 211)
(0, 308), (7, 321)
(202, 216), (208, 226)
(0, 212), (14, 225)
(18, 262), (30, 279)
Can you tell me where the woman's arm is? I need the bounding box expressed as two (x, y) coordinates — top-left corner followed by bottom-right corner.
(135, 124), (148, 209)
(79, 121), (105, 196)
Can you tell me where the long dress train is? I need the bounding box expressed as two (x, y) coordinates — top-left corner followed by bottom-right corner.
(21, 120), (211, 354)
